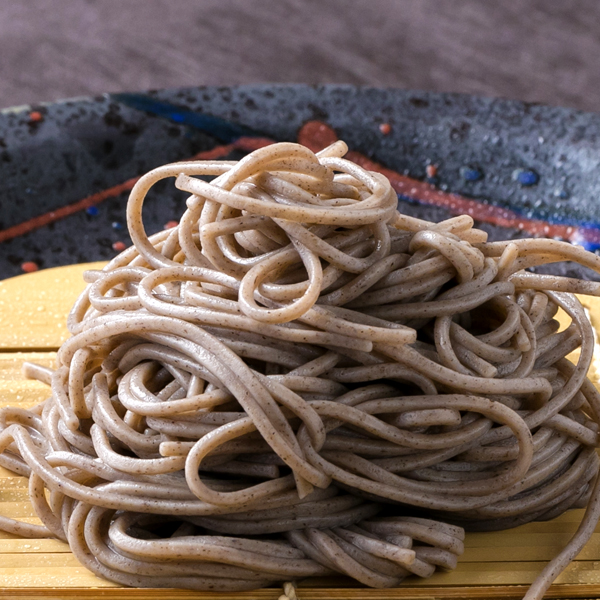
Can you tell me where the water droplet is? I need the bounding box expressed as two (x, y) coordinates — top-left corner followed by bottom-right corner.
(512, 168), (539, 186)
(460, 165), (483, 181)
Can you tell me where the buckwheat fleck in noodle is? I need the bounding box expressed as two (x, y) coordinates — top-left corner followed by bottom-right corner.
(2, 141), (600, 598)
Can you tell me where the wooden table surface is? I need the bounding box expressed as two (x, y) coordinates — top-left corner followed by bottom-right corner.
(0, 0), (599, 113)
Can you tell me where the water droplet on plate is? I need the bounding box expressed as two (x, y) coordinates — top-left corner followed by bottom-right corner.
(512, 168), (539, 186)
(459, 165), (483, 181)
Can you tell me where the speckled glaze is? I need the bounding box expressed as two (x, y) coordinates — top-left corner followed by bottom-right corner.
(0, 84), (599, 280)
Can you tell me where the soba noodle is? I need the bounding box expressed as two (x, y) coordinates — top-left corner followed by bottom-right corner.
(2, 140), (600, 599)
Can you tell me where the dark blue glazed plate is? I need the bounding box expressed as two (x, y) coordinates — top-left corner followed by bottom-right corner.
(1, 84), (599, 280)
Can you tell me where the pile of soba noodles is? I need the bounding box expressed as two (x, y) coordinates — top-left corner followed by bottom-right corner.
(1, 140), (600, 599)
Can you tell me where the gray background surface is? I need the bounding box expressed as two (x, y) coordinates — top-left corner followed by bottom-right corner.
(1, 0), (599, 112)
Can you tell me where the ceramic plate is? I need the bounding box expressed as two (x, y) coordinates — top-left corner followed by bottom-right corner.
(1, 84), (599, 280)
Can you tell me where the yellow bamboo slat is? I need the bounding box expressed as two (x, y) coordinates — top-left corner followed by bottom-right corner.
(0, 488), (31, 502)
(0, 470), (29, 484)
(0, 501), (40, 519)
(0, 352), (56, 376)
(2, 263), (600, 598)
(0, 566), (117, 589)
(0, 261), (105, 350)
(11, 554), (600, 587)
(0, 538), (70, 553)
(0, 585), (595, 600)
(0, 352), (56, 414)
(556, 301), (600, 387)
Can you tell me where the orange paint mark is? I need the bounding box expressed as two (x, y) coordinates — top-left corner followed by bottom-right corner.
(426, 164), (437, 178)
(0, 137), (274, 246)
(21, 261), (39, 273)
(297, 120), (338, 152)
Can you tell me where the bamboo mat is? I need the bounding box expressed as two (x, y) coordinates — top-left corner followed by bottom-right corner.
(2, 263), (600, 600)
